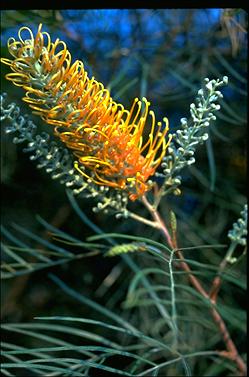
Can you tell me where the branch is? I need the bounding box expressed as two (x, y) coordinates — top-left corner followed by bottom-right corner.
(141, 194), (247, 376)
(209, 242), (237, 303)
(128, 211), (161, 229)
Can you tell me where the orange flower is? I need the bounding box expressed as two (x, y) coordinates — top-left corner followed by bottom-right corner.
(1, 24), (171, 200)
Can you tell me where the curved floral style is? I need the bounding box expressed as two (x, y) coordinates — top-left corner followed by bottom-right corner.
(1, 24), (171, 200)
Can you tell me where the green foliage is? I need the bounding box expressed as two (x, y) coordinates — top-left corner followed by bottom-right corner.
(1, 193), (246, 376)
(1, 223), (103, 279)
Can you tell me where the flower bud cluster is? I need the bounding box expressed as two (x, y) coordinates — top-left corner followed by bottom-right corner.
(1, 93), (82, 187)
(1, 93), (129, 214)
(228, 204), (247, 246)
(92, 190), (129, 215)
(158, 77), (228, 195)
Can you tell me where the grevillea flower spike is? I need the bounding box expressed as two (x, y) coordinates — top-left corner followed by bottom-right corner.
(1, 24), (171, 200)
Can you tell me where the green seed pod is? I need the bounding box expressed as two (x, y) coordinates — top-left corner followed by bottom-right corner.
(105, 243), (146, 257)
(170, 210), (177, 232)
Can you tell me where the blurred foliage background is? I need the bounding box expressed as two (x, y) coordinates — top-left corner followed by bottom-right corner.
(0, 9), (247, 376)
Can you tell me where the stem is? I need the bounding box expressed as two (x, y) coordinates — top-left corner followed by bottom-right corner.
(169, 248), (178, 348)
(209, 242), (236, 302)
(128, 211), (160, 229)
(142, 195), (173, 247)
(141, 195), (247, 376)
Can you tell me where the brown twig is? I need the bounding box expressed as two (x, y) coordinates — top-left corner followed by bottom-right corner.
(209, 271), (224, 303)
(141, 195), (247, 376)
(209, 243), (236, 303)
